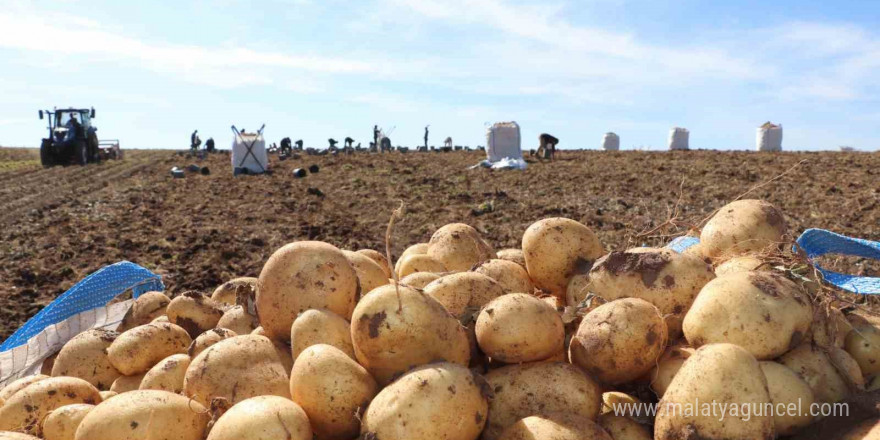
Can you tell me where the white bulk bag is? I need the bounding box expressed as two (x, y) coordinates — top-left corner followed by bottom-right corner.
(668, 127), (689, 150)
(602, 132), (620, 151)
(756, 122), (783, 152)
(486, 122), (522, 162)
(231, 132), (269, 174)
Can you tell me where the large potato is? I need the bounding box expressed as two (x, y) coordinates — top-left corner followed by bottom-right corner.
(206, 395), (312, 440)
(648, 342), (695, 397)
(570, 298), (667, 385)
(166, 291), (225, 338)
(496, 248), (526, 267)
(184, 335), (290, 406)
(361, 363), (488, 440)
(107, 322), (191, 375)
(699, 199), (787, 259)
(399, 271), (441, 289)
(187, 327), (238, 358)
(0, 375), (49, 404)
(290, 344), (378, 439)
(393, 243), (429, 275)
(52, 329), (121, 390)
(290, 309), (355, 361)
(588, 248), (714, 337)
(356, 249), (393, 278)
(427, 223), (496, 272)
(343, 250), (390, 296)
(110, 373), (146, 393)
(396, 253), (447, 278)
(351, 284), (470, 384)
(476, 293), (564, 363)
(846, 320), (880, 378)
(41, 403), (94, 440)
(139, 354), (191, 394)
(257, 241), (359, 341)
(117, 291), (171, 332)
(780, 343), (855, 404)
(522, 218), (604, 298)
(217, 305), (258, 335)
(474, 259), (535, 294)
(423, 272), (505, 317)
(0, 377), (101, 435)
(211, 277), (257, 306)
(484, 362), (602, 440)
(655, 343), (773, 440)
(759, 361), (815, 435)
(497, 413), (612, 440)
(683, 271), (812, 359)
(811, 307), (851, 348)
(74, 390), (208, 440)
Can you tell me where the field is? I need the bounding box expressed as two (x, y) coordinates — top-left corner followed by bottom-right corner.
(0, 147), (878, 342)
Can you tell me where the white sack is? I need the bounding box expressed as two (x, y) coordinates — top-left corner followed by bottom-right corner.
(756, 122), (783, 152)
(602, 132), (620, 151)
(231, 133), (269, 174)
(486, 122), (522, 162)
(668, 127), (689, 150)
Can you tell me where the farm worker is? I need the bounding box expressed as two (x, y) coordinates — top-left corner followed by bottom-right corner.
(191, 130), (200, 149)
(424, 125), (429, 149)
(373, 125), (379, 151)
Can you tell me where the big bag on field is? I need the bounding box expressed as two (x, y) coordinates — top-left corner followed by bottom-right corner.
(231, 132), (269, 174)
(602, 132), (620, 151)
(756, 122), (783, 151)
(668, 127), (689, 150)
(486, 121), (522, 162)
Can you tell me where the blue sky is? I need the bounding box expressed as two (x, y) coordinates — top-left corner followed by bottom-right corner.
(1, 0), (879, 151)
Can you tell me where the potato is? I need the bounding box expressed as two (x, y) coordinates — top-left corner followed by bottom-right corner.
(496, 248), (526, 267)
(396, 253), (447, 278)
(0, 432), (40, 440)
(570, 298), (667, 385)
(98, 391), (117, 400)
(356, 249), (393, 278)
(217, 306), (258, 335)
(256, 241), (359, 341)
(151, 315), (169, 323)
(427, 223), (496, 272)
(184, 335), (290, 406)
(211, 277), (257, 306)
(474, 259), (535, 294)
(41, 403), (94, 440)
(206, 395), (312, 440)
(393, 243), (429, 275)
(648, 342), (695, 397)
(107, 322), (192, 375)
(497, 413), (612, 440)
(351, 284), (470, 384)
(683, 271), (812, 359)
(811, 307), (851, 348)
(780, 343), (855, 404)
(51, 329), (121, 390)
(187, 328), (238, 358)
(759, 361), (815, 435)
(828, 345), (866, 389)
(0, 375), (49, 404)
(483, 362), (602, 440)
(714, 255), (769, 276)
(565, 272), (592, 307)
(0, 377), (101, 435)
(343, 250), (390, 296)
(271, 340), (294, 373)
(290, 309), (355, 361)
(588, 248), (715, 337)
(399, 271), (441, 289)
(476, 293), (564, 363)
(598, 414), (652, 440)
(40, 353), (57, 376)
(139, 354), (191, 393)
(522, 218), (604, 298)
(655, 343), (773, 440)
(424, 272), (505, 317)
(166, 291), (225, 338)
(117, 291), (171, 332)
(601, 392), (642, 414)
(74, 390), (208, 440)
(290, 344), (378, 439)
(699, 199), (787, 259)
(846, 320), (880, 378)
(110, 373), (146, 393)
(361, 363), (488, 440)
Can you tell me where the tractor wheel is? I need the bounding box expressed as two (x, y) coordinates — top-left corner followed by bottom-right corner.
(75, 140), (88, 166)
(40, 139), (54, 167)
(88, 132), (100, 163)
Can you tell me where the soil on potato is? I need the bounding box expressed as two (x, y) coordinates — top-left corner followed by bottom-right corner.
(0, 147), (878, 342)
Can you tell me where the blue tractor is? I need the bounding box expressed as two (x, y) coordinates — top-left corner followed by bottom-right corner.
(39, 107), (100, 167)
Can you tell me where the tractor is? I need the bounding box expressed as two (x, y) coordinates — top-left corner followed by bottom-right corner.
(38, 107), (107, 167)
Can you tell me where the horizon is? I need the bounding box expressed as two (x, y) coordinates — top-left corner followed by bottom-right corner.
(1, 0), (879, 151)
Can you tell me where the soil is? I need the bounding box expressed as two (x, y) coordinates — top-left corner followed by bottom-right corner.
(1, 147), (878, 342)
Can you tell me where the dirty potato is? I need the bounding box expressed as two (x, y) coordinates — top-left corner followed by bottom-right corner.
(343, 250), (390, 296)
(475, 293), (564, 363)
(139, 354), (191, 394)
(496, 248), (526, 268)
(74, 390), (207, 440)
(399, 272), (442, 289)
(165, 291), (225, 338)
(427, 223), (496, 272)
(424, 272), (505, 317)
(187, 328), (238, 358)
(107, 322), (192, 375)
(211, 277), (257, 306)
(41, 404), (94, 440)
(117, 292), (171, 332)
(497, 413), (612, 440)
(522, 218), (604, 298)
(206, 395), (311, 440)
(217, 305), (258, 336)
(474, 259), (535, 294)
(759, 361), (816, 435)
(356, 249), (393, 278)
(0, 377), (101, 435)
(290, 309), (355, 361)
(699, 199), (787, 259)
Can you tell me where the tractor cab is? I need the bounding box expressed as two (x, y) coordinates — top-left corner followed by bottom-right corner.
(38, 107), (112, 167)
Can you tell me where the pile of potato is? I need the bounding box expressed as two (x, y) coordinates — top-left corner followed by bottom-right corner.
(1, 199), (879, 440)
